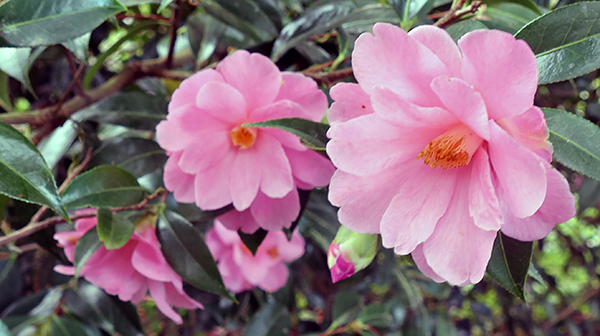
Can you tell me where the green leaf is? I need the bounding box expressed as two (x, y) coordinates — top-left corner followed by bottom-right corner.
(89, 137), (167, 178)
(357, 304), (393, 328)
(63, 33), (91, 64)
(0, 71), (12, 112)
(238, 229), (268, 255)
(156, 210), (234, 300)
(298, 190), (340, 252)
(61, 165), (145, 210)
(243, 303), (291, 336)
(446, 20), (488, 41)
(96, 208), (134, 250)
(0, 47), (44, 94)
(0, 121), (67, 219)
(0, 0), (126, 47)
(75, 92), (167, 130)
(29, 287), (66, 316)
(51, 316), (99, 336)
(329, 291), (362, 331)
(542, 108), (600, 181)
(515, 2), (600, 84)
(243, 118), (329, 151)
(483, 0), (542, 15)
(74, 229), (103, 278)
(187, 14), (227, 66)
(199, 0), (276, 42)
(486, 232), (532, 301)
(158, 0), (175, 13)
(389, 0), (432, 28)
(0, 320), (9, 336)
(480, 3), (538, 34)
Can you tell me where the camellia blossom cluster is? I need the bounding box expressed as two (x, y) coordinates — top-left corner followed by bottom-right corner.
(54, 213), (203, 324)
(206, 220), (305, 293)
(326, 23), (576, 285)
(156, 50), (335, 234)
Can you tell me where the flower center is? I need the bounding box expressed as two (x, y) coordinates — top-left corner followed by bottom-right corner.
(417, 124), (483, 169)
(267, 247), (279, 259)
(230, 126), (256, 149)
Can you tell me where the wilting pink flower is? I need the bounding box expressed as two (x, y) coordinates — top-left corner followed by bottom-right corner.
(206, 220), (305, 293)
(157, 50), (334, 233)
(327, 23), (576, 285)
(54, 213), (203, 324)
(327, 225), (379, 283)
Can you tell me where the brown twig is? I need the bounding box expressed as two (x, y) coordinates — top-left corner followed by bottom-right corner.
(541, 287), (600, 330)
(0, 188), (166, 247)
(301, 67), (354, 87)
(64, 49), (86, 97)
(434, 0), (483, 28)
(165, 0), (182, 69)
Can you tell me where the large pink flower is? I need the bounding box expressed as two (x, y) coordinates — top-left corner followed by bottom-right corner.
(206, 220), (305, 293)
(326, 23), (576, 286)
(54, 214), (203, 324)
(157, 50), (335, 233)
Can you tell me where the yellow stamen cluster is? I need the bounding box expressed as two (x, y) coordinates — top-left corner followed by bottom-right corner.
(417, 135), (470, 169)
(230, 126), (256, 149)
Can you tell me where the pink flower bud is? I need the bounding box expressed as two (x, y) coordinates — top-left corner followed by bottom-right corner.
(327, 225), (380, 283)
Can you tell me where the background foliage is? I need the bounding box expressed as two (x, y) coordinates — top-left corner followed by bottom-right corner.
(0, 0), (600, 335)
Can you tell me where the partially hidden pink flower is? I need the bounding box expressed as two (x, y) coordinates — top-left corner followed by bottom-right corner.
(327, 225), (380, 283)
(326, 23), (576, 286)
(206, 220), (305, 293)
(156, 50), (335, 233)
(53, 213), (203, 324)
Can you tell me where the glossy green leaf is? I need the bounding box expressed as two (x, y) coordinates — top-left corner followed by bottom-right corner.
(0, 320), (8, 336)
(271, 1), (355, 61)
(480, 3), (538, 34)
(243, 302), (291, 336)
(51, 316), (99, 336)
(516, 2), (600, 84)
(483, 0), (542, 15)
(187, 14), (227, 66)
(357, 304), (393, 328)
(298, 190), (340, 252)
(64, 281), (144, 336)
(0, 47), (44, 93)
(63, 33), (91, 64)
(254, 0), (283, 30)
(339, 5), (399, 35)
(61, 165), (145, 210)
(75, 92), (168, 130)
(74, 229), (103, 277)
(238, 229), (268, 255)
(29, 287), (65, 316)
(446, 20), (488, 41)
(89, 137), (167, 178)
(96, 208), (134, 250)
(389, 0), (432, 27)
(0, 121), (67, 219)
(0, 0), (125, 47)
(486, 232), (532, 301)
(243, 118), (329, 151)
(199, 0), (276, 42)
(329, 291), (362, 331)
(158, 0), (175, 13)
(156, 210), (234, 300)
(543, 108), (600, 181)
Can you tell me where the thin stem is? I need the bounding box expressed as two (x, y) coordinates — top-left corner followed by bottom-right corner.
(165, 0), (182, 69)
(433, 0), (483, 28)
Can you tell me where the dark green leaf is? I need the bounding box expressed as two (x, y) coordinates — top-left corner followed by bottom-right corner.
(62, 33), (91, 64)
(0, 0), (125, 47)
(329, 291), (362, 331)
(89, 137), (167, 178)
(543, 108), (600, 181)
(64, 281), (144, 336)
(0, 257), (22, 312)
(176, 203), (234, 224)
(254, 0), (283, 30)
(339, 5), (399, 35)
(1, 289), (46, 318)
(0, 71), (11, 112)
(199, 0), (276, 42)
(38, 120), (79, 170)
(0, 48), (37, 93)
(389, 0), (431, 24)
(238, 229), (268, 255)
(515, 2), (600, 84)
(479, 3), (538, 34)
(483, 0), (542, 15)
(187, 14), (226, 66)
(446, 20), (488, 41)
(157, 210), (234, 300)
(29, 287), (65, 316)
(243, 118), (329, 151)
(0, 121), (67, 219)
(486, 232), (532, 301)
(75, 92), (168, 130)
(243, 303), (291, 336)
(0, 320), (8, 336)
(271, 2), (355, 61)
(74, 229), (103, 278)
(357, 304), (392, 328)
(298, 190), (340, 252)
(158, 0), (175, 13)
(61, 165), (145, 210)
(51, 316), (99, 336)
(96, 208), (134, 250)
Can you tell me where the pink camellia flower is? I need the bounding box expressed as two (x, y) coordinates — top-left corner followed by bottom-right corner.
(326, 23), (576, 286)
(206, 220), (305, 293)
(54, 213), (203, 324)
(156, 50), (335, 233)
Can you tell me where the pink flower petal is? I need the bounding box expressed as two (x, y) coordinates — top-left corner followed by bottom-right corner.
(250, 100), (312, 123)
(148, 280), (183, 325)
(230, 148), (263, 211)
(411, 244), (444, 283)
(352, 23), (448, 107)
(163, 152), (195, 203)
(496, 106), (552, 162)
(131, 240), (181, 284)
(194, 151), (234, 210)
(408, 25), (462, 77)
(430, 76), (490, 140)
(285, 147), (334, 188)
(381, 160), (458, 254)
(217, 50), (281, 112)
(421, 171), (497, 285)
(206, 227), (227, 260)
(169, 69), (225, 111)
(250, 190), (300, 231)
(213, 219), (242, 245)
(468, 148), (503, 231)
(275, 72), (328, 122)
(233, 243), (274, 285)
(164, 282), (204, 309)
(488, 121), (547, 218)
(218, 251), (253, 293)
(54, 265), (75, 275)
(116, 272), (146, 302)
(459, 30), (538, 120)
(218, 208), (260, 234)
(178, 131), (232, 174)
(255, 132), (294, 198)
(276, 230), (305, 261)
(500, 162), (576, 240)
(258, 263), (289, 292)
(169, 103), (232, 133)
(328, 82), (374, 124)
(195, 82), (247, 124)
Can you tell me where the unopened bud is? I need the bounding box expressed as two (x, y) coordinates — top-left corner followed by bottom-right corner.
(327, 225), (380, 283)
